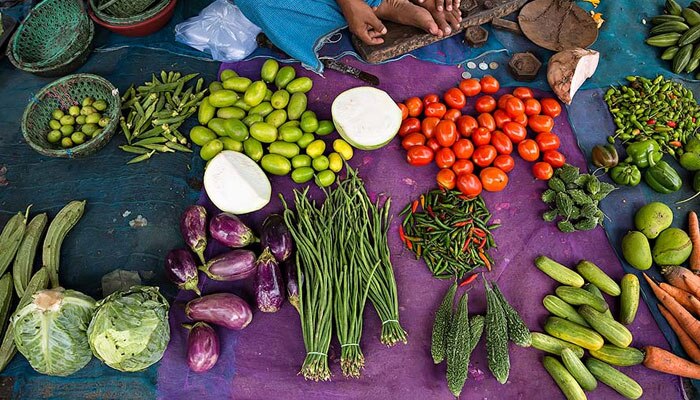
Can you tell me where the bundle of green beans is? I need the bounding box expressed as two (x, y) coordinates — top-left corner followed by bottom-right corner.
(604, 75), (700, 156)
(119, 71), (207, 164)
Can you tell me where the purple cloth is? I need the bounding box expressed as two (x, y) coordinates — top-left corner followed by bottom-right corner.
(158, 56), (682, 399)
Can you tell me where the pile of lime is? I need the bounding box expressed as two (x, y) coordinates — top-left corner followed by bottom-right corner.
(191, 59), (353, 187)
(46, 97), (110, 149)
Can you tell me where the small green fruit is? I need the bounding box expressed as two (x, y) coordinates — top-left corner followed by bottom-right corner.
(634, 202), (673, 239)
(622, 231), (652, 270)
(653, 228), (692, 266)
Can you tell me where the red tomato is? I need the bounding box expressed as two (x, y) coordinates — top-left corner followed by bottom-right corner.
(471, 127), (492, 146)
(444, 109), (462, 122)
(425, 102), (447, 119)
(512, 112), (528, 126)
(475, 96), (497, 113)
(399, 117), (421, 137)
(505, 97), (525, 118)
(529, 114), (555, 133)
(493, 154), (515, 173)
(456, 173), (482, 198)
(452, 139), (474, 159)
(444, 88), (466, 109)
(421, 117), (440, 139)
(457, 115), (478, 137)
(401, 132), (426, 150)
(502, 121), (527, 143)
(535, 132), (561, 152)
(533, 162), (554, 180)
(436, 168), (457, 190)
(477, 113), (496, 132)
(405, 97), (423, 117)
(512, 87), (534, 100)
(423, 93), (440, 107)
(490, 131), (513, 155)
(524, 98), (542, 116)
(497, 94), (514, 110)
(426, 138), (441, 152)
(472, 145), (498, 167)
(540, 98), (562, 118)
(398, 103), (408, 120)
(480, 167), (509, 192)
(517, 139), (540, 162)
(543, 150), (566, 168)
(493, 109), (511, 129)
(406, 145), (434, 166)
(435, 147), (456, 168)
(435, 120), (458, 147)
(459, 78), (482, 97)
(480, 75), (500, 94)
(452, 159), (474, 175)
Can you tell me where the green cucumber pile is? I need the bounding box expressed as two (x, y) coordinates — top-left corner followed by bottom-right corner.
(46, 98), (110, 149)
(192, 60), (352, 187)
(646, 0), (700, 77)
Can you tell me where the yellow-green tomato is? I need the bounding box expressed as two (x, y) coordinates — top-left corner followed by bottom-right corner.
(80, 106), (96, 116)
(306, 139), (326, 158)
(271, 90), (290, 109)
(261, 59), (280, 83)
(265, 109), (287, 128)
(297, 133), (315, 149)
(201, 139), (224, 160)
(250, 122), (278, 143)
(249, 102), (274, 117)
(51, 109), (64, 120)
(49, 119), (62, 130)
(244, 81), (267, 106)
(315, 170), (336, 187)
(71, 132), (86, 145)
(98, 117), (110, 128)
(93, 100), (107, 111)
(300, 115), (319, 133)
(222, 77), (251, 92)
(312, 155), (329, 171)
(243, 137), (264, 162)
(291, 154), (312, 168)
(220, 69), (238, 81)
(220, 137), (243, 152)
(61, 137), (74, 148)
(269, 141), (300, 158)
(82, 97), (94, 107)
(216, 107), (246, 120)
(328, 152), (343, 172)
(68, 105), (80, 116)
(333, 139), (354, 160)
(81, 123), (98, 135)
(60, 115), (75, 125)
(190, 126), (218, 146)
(47, 130), (62, 143)
(60, 125), (74, 136)
(75, 115), (87, 125)
(279, 126), (303, 143)
(286, 77), (313, 94)
(291, 167), (314, 183)
(261, 154), (292, 176)
(85, 113), (101, 125)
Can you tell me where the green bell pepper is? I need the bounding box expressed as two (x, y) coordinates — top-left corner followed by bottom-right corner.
(625, 139), (663, 169)
(610, 163), (641, 186)
(643, 160), (683, 193)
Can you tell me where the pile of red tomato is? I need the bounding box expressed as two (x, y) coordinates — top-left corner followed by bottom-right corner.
(397, 75), (566, 198)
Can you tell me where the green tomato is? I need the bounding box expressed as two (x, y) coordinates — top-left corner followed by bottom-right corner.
(82, 123), (98, 135)
(85, 113), (101, 125)
(71, 132), (86, 145)
(82, 97), (95, 107)
(60, 125), (74, 136)
(75, 115), (87, 125)
(61, 137), (74, 148)
(92, 100), (107, 111)
(60, 115), (75, 126)
(49, 119), (62, 130)
(98, 117), (110, 128)
(68, 105), (80, 116)
(51, 109), (64, 120)
(47, 130), (62, 143)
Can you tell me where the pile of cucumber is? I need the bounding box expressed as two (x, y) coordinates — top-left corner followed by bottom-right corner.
(646, 0), (700, 77)
(46, 97), (110, 149)
(192, 60), (353, 187)
(533, 256), (644, 400)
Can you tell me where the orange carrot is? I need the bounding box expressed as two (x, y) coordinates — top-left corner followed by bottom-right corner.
(644, 273), (700, 347)
(658, 305), (700, 364)
(663, 266), (700, 297)
(690, 211), (700, 274)
(643, 345), (700, 380)
(688, 295), (700, 317)
(660, 282), (698, 314)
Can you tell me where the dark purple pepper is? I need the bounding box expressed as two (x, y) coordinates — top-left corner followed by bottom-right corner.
(260, 214), (293, 262)
(186, 293), (253, 330)
(209, 212), (258, 248)
(282, 258), (299, 313)
(185, 322), (219, 373)
(180, 205), (208, 264)
(254, 248), (285, 313)
(164, 248), (201, 295)
(199, 249), (256, 281)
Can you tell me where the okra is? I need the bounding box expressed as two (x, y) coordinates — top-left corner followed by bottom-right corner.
(0, 208), (29, 277)
(165, 142), (192, 152)
(127, 150), (156, 164)
(12, 213), (47, 297)
(42, 201), (86, 288)
(119, 145), (149, 155)
(133, 136), (168, 146)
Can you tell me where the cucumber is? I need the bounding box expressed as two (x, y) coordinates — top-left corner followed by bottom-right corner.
(585, 358), (643, 399)
(584, 284), (613, 318)
(543, 356), (587, 400)
(661, 46), (680, 60)
(531, 332), (585, 357)
(650, 21), (690, 34)
(535, 256), (584, 287)
(684, 7), (700, 25)
(646, 32), (682, 47)
(678, 25), (700, 46)
(578, 305), (633, 348)
(431, 282), (457, 364)
(619, 274), (640, 325)
(673, 43), (693, 73)
(543, 295), (590, 327)
(561, 348), (598, 391)
(651, 14), (686, 24)
(667, 0), (683, 16)
(590, 345), (644, 366)
(485, 282), (510, 384)
(544, 316), (604, 351)
(576, 261), (620, 296)
(493, 283), (531, 347)
(446, 293), (471, 397)
(555, 286), (609, 313)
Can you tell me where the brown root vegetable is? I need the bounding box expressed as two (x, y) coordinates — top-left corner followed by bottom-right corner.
(547, 48), (599, 104)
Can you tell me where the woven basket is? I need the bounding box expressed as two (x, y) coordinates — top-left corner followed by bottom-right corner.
(89, 0), (169, 26)
(96, 0), (159, 18)
(22, 74), (121, 158)
(11, 0), (91, 69)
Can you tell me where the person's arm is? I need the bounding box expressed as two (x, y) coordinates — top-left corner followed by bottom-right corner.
(337, 0), (388, 45)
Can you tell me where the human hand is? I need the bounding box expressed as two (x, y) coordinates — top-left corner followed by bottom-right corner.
(339, 0), (388, 45)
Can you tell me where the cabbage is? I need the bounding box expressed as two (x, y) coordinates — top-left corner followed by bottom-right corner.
(11, 288), (96, 376)
(87, 286), (170, 372)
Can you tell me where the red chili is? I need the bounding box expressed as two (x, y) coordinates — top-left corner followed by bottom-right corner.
(462, 238), (471, 252)
(670, 140), (683, 147)
(406, 240), (414, 250)
(454, 219), (473, 227)
(478, 251), (491, 271)
(667, 120), (677, 128)
(472, 228), (487, 238)
(426, 205), (435, 218)
(459, 274), (478, 287)
(399, 225), (406, 243)
(411, 200), (419, 213)
(478, 238), (487, 249)
(694, 117), (697, 123)
(647, 119), (656, 125)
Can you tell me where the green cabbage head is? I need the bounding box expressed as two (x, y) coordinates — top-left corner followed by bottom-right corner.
(87, 286), (170, 372)
(12, 288), (96, 376)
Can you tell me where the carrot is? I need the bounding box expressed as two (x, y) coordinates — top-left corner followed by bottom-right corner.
(658, 305), (700, 364)
(690, 211), (700, 274)
(643, 273), (700, 347)
(662, 266), (700, 297)
(643, 345), (700, 380)
(660, 282), (698, 314)
(688, 294), (700, 317)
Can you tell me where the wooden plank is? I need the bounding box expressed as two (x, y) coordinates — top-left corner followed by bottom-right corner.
(352, 0), (528, 64)
(491, 17), (522, 35)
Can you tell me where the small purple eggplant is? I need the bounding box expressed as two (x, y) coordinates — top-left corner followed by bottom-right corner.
(282, 258), (300, 313)
(164, 248), (201, 295)
(209, 212), (257, 248)
(181, 205), (208, 264)
(254, 248), (285, 313)
(186, 293), (253, 330)
(185, 322), (219, 373)
(260, 214), (293, 262)
(199, 249), (256, 281)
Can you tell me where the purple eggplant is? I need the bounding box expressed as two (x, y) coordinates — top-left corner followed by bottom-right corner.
(164, 248), (201, 295)
(181, 205), (208, 264)
(260, 214), (293, 262)
(199, 249), (256, 281)
(209, 212), (257, 248)
(186, 293), (253, 330)
(254, 248), (285, 313)
(282, 259), (300, 313)
(185, 322), (219, 373)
